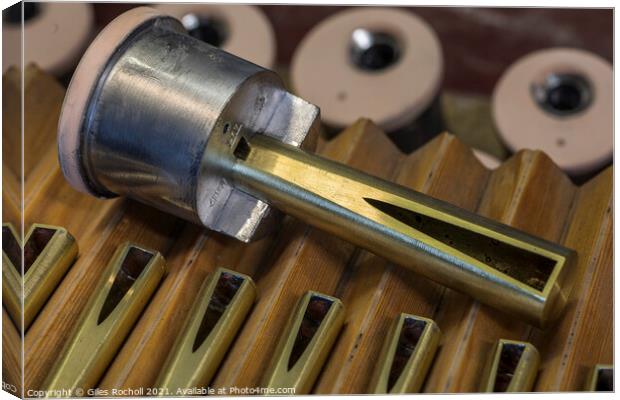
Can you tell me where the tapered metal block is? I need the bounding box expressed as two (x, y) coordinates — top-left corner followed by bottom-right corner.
(261, 291), (345, 394)
(2, 223), (78, 331)
(479, 339), (540, 392)
(156, 267), (256, 394)
(369, 313), (441, 393)
(42, 243), (166, 394)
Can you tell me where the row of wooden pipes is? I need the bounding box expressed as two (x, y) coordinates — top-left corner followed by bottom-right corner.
(2, 222), (612, 395)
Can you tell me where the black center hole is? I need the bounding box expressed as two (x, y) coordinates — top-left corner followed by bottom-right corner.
(350, 29), (401, 72)
(182, 13), (229, 47)
(532, 73), (593, 117)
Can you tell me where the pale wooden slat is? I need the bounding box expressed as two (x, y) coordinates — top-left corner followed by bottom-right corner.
(2, 66), (22, 229)
(2, 307), (22, 397)
(2, 172), (20, 228)
(22, 65), (65, 201)
(2, 67), (21, 180)
(24, 169), (122, 241)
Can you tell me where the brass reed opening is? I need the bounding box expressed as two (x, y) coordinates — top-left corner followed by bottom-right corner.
(97, 247), (153, 325)
(596, 368), (613, 391)
(288, 296), (333, 370)
(234, 136), (252, 161)
(2, 226), (21, 273)
(24, 227), (56, 275)
(350, 29), (401, 72)
(364, 198), (556, 291)
(494, 343), (525, 392)
(388, 318), (427, 391)
(192, 272), (244, 352)
(531, 73), (593, 117)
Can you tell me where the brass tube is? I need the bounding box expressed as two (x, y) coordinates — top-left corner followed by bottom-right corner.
(155, 268), (256, 394)
(42, 243), (166, 394)
(479, 339), (540, 392)
(230, 134), (576, 328)
(2, 223), (78, 332)
(261, 291), (345, 394)
(369, 313), (441, 393)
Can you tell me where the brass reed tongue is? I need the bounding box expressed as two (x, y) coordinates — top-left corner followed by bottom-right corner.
(230, 134), (576, 328)
(479, 339), (540, 392)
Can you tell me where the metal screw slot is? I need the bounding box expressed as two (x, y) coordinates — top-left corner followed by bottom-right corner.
(350, 29), (401, 72)
(181, 13), (229, 48)
(3, 2), (41, 24)
(532, 73), (593, 117)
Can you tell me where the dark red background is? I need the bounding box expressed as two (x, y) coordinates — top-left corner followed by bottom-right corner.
(93, 4), (613, 95)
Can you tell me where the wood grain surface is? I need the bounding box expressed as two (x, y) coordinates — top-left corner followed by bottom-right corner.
(3, 66), (612, 395)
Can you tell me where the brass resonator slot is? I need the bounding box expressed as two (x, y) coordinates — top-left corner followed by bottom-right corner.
(494, 342), (526, 392)
(155, 267), (256, 392)
(2, 225), (21, 273)
(262, 291), (345, 394)
(23, 227), (56, 275)
(42, 243), (165, 393)
(364, 198), (555, 291)
(233, 136), (252, 161)
(288, 295), (333, 370)
(585, 364), (613, 391)
(369, 313), (441, 394)
(2, 223), (78, 331)
(262, 291), (344, 394)
(388, 317), (427, 391)
(480, 339), (540, 392)
(98, 247), (153, 324)
(595, 368), (613, 391)
(193, 271), (244, 352)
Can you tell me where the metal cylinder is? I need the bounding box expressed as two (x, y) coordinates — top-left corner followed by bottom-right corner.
(58, 8), (320, 241)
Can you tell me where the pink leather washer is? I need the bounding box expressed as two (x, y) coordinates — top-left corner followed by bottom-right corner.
(57, 7), (170, 196)
(291, 8), (443, 133)
(492, 48), (612, 176)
